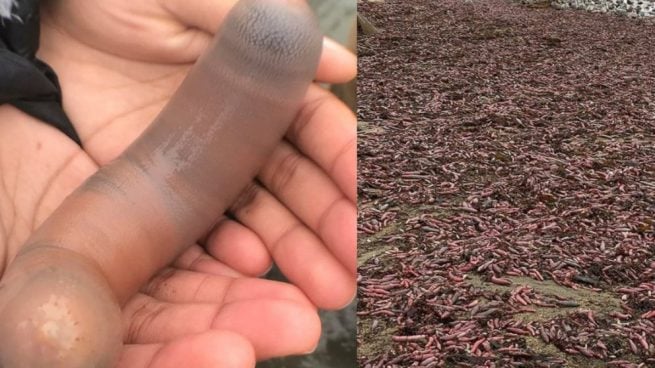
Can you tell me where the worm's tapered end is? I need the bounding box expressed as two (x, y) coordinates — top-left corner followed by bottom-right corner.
(217, 0), (323, 83)
(0, 247), (122, 368)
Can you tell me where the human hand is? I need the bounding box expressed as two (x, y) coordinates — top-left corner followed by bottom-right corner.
(0, 107), (322, 366)
(38, 0), (357, 310)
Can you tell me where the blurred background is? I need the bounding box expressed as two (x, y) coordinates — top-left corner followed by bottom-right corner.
(311, 0), (357, 112)
(257, 1), (357, 367)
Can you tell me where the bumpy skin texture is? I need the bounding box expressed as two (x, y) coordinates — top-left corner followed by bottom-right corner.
(0, 0), (322, 367)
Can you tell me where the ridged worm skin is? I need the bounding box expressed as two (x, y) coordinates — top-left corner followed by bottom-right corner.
(0, 0), (322, 367)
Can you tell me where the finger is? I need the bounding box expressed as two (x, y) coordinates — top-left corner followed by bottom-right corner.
(123, 293), (320, 359)
(287, 84), (357, 202)
(159, 0), (356, 83)
(317, 37), (357, 83)
(203, 218), (272, 276)
(117, 330), (255, 368)
(211, 298), (320, 359)
(258, 141), (356, 274)
(173, 244), (244, 278)
(142, 268), (313, 307)
(230, 183), (355, 309)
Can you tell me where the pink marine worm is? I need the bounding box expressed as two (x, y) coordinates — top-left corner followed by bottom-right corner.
(0, 0), (322, 366)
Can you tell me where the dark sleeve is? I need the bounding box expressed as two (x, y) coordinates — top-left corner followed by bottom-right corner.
(0, 0), (81, 145)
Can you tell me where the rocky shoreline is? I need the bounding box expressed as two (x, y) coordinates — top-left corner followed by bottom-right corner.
(520, 0), (655, 17)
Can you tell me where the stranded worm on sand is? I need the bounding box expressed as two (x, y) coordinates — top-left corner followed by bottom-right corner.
(0, 0), (322, 367)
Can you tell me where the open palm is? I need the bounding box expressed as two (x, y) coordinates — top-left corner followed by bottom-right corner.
(0, 107), (320, 367)
(0, 0), (355, 366)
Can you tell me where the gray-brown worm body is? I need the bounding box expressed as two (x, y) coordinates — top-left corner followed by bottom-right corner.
(0, 0), (322, 366)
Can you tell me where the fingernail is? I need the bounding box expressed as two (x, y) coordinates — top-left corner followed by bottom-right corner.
(258, 263), (274, 277)
(303, 343), (320, 355)
(337, 291), (357, 309)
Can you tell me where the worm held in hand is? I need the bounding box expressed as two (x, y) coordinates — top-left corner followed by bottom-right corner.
(0, 0), (322, 367)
